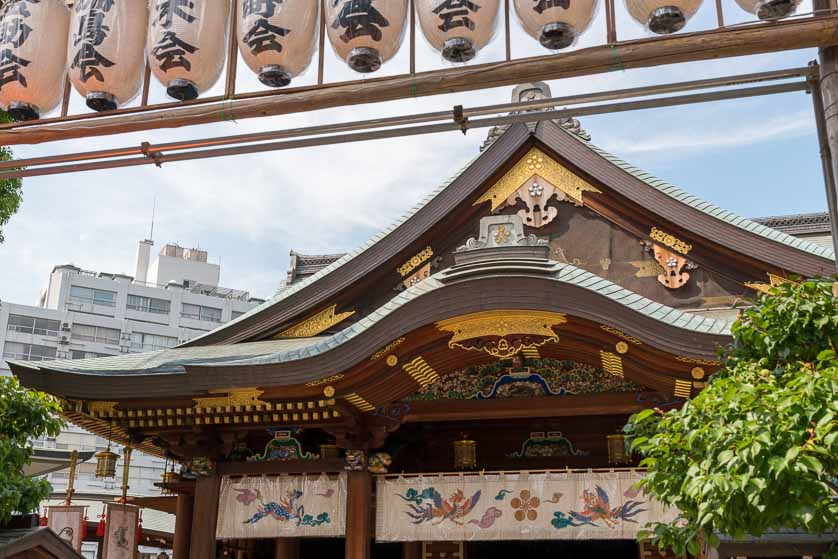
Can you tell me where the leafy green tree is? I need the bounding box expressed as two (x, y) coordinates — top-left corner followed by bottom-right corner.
(626, 278), (838, 557)
(0, 112), (21, 243)
(0, 376), (64, 523)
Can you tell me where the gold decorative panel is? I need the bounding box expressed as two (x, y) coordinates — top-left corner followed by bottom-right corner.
(600, 351), (624, 378)
(306, 373), (345, 387)
(344, 393), (375, 412)
(436, 310), (565, 359)
(630, 260), (665, 278)
(403, 357), (440, 388)
(600, 325), (642, 345)
(674, 380), (693, 398)
(371, 337), (406, 361)
(276, 304), (355, 338)
(474, 147), (601, 212)
(745, 272), (795, 294)
(521, 347), (541, 359)
(88, 401), (119, 417)
(675, 356), (719, 366)
(193, 388), (268, 410)
(397, 246), (433, 277)
(649, 227), (693, 255)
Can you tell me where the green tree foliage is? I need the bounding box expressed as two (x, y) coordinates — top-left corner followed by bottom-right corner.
(625, 278), (838, 557)
(0, 376), (64, 523)
(0, 111), (21, 243)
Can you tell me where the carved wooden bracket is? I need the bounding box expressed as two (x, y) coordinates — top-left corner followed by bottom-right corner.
(506, 177), (563, 228)
(652, 244), (690, 289)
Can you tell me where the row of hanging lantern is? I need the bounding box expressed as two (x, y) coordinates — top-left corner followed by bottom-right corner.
(0, 0), (804, 121)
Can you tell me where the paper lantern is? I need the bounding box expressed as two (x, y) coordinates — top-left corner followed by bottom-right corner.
(326, 0), (408, 73)
(95, 449), (119, 478)
(147, 0), (229, 100)
(68, 0), (148, 112)
(237, 0), (319, 87)
(514, 0), (598, 50)
(624, 0), (702, 34)
(734, 0), (799, 19)
(417, 0), (500, 62)
(453, 435), (477, 470)
(0, 0), (70, 121)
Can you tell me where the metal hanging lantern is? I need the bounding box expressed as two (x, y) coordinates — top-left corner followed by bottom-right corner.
(160, 463), (179, 496)
(0, 0), (70, 121)
(733, 0), (800, 20)
(514, 0), (598, 50)
(326, 0), (408, 73)
(416, 0), (500, 63)
(624, 0), (703, 34)
(67, 0), (148, 112)
(453, 434), (477, 470)
(606, 434), (631, 465)
(147, 0), (229, 101)
(95, 449), (119, 478)
(237, 0), (319, 87)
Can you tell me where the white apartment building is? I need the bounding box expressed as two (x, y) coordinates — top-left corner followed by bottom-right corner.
(1, 240), (264, 558)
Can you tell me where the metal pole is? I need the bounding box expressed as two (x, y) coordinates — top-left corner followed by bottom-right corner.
(810, 63), (838, 272)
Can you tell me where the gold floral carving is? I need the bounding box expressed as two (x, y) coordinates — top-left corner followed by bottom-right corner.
(600, 325), (643, 345)
(652, 244), (690, 290)
(691, 367), (705, 380)
(193, 388), (268, 409)
(615, 342), (629, 354)
(600, 351), (624, 378)
(474, 147), (601, 212)
(88, 401), (119, 417)
(435, 310), (566, 358)
(344, 393), (375, 412)
(745, 273), (796, 294)
(276, 305), (355, 338)
(371, 337), (406, 361)
(397, 246), (434, 277)
(386, 355), (399, 367)
(306, 374), (345, 387)
(403, 357), (440, 388)
(630, 260), (665, 278)
(675, 356), (720, 366)
(323, 386), (336, 398)
(649, 227), (692, 255)
(674, 380), (693, 398)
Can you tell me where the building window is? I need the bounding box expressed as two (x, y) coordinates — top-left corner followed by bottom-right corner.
(181, 303), (222, 323)
(7, 314), (61, 337)
(127, 294), (171, 315)
(130, 332), (178, 352)
(2, 342), (57, 361)
(70, 350), (111, 360)
(69, 286), (117, 307)
(231, 311), (246, 320)
(71, 324), (121, 345)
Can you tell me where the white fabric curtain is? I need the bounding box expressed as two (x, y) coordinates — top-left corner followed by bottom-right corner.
(375, 471), (676, 542)
(216, 473), (347, 539)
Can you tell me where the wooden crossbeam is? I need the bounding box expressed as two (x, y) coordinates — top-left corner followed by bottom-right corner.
(2, 15), (838, 146)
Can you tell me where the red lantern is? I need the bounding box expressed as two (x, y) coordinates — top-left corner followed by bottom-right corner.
(96, 513), (106, 538)
(81, 515), (88, 539)
(136, 512), (143, 542)
(39, 513), (47, 527)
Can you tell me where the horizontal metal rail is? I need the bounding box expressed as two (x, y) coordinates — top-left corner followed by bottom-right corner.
(0, 79), (809, 180)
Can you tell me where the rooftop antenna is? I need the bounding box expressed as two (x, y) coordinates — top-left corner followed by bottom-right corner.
(148, 196), (156, 241)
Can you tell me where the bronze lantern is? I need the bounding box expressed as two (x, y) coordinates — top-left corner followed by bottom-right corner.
(453, 435), (477, 470)
(607, 434), (632, 465)
(95, 449), (119, 478)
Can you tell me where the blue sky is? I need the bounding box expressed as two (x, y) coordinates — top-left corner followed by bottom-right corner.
(0, 1), (828, 304)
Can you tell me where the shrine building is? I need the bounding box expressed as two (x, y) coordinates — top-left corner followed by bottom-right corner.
(11, 84), (836, 559)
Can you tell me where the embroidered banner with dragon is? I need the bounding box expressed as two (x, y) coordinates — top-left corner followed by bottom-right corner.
(216, 473), (347, 539)
(375, 471), (675, 541)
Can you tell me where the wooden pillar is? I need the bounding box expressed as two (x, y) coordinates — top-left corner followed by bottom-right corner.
(345, 470), (372, 559)
(274, 538), (300, 559)
(189, 475), (220, 559)
(173, 494), (194, 559)
(402, 542), (422, 559)
(814, 0), (838, 273)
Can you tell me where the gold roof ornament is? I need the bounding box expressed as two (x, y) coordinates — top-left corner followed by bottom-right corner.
(436, 310), (565, 359)
(193, 388), (268, 410)
(649, 227), (693, 255)
(275, 304), (355, 338)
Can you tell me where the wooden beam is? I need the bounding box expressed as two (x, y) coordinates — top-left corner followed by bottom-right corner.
(275, 538), (300, 559)
(403, 392), (661, 423)
(4, 16), (837, 146)
(189, 475), (220, 559)
(217, 458), (346, 476)
(173, 494), (194, 559)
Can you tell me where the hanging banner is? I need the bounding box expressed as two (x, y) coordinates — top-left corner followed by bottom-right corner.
(216, 474), (347, 539)
(375, 471), (676, 542)
(102, 503), (140, 559)
(46, 505), (85, 552)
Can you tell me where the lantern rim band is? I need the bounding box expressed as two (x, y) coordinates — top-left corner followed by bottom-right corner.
(756, 0), (797, 19)
(647, 6), (686, 35)
(8, 101), (39, 122)
(166, 78), (200, 102)
(347, 47), (382, 74)
(442, 37), (476, 63)
(539, 22), (576, 50)
(258, 65), (293, 88)
(86, 91), (118, 113)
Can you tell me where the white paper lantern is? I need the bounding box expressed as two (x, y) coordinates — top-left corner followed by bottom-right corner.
(624, 0), (702, 34)
(0, 0), (70, 121)
(417, 0), (500, 62)
(514, 0), (598, 50)
(68, 0), (148, 112)
(238, 0), (319, 87)
(734, 0), (799, 19)
(326, 0), (408, 73)
(147, 0), (229, 101)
